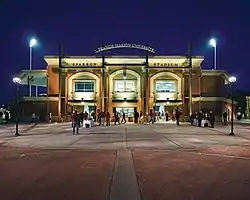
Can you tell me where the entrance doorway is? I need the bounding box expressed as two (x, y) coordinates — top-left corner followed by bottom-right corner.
(155, 103), (179, 121)
(113, 107), (137, 122)
(114, 107), (136, 117)
(70, 105), (96, 114)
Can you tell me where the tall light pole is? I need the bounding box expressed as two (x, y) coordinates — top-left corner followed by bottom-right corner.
(29, 38), (37, 96)
(228, 76), (236, 136)
(13, 77), (21, 136)
(209, 38), (217, 70)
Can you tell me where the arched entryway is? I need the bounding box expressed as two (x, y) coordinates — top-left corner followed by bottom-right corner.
(68, 71), (100, 113)
(149, 71), (182, 115)
(108, 69), (141, 120)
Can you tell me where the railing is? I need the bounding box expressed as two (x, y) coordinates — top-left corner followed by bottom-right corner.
(200, 92), (229, 98)
(69, 92), (96, 100)
(112, 91), (138, 100)
(22, 96), (58, 101)
(154, 92), (179, 100)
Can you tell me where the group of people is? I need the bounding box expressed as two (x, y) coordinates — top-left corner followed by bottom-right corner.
(70, 110), (141, 134)
(151, 110), (179, 122)
(0, 110), (10, 123)
(70, 108), (183, 134)
(71, 111), (95, 134)
(190, 111), (215, 128)
(72, 107), (238, 135)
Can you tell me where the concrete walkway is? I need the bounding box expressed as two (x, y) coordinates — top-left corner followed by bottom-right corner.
(0, 122), (250, 150)
(110, 149), (141, 200)
(1, 122), (250, 200)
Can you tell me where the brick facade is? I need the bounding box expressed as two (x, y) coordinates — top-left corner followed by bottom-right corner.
(19, 56), (233, 122)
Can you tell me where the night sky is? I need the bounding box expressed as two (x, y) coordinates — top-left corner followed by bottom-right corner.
(1, 0), (249, 103)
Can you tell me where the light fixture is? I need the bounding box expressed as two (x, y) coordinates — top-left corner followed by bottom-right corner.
(123, 69), (126, 79)
(13, 77), (21, 84)
(29, 38), (37, 48)
(166, 98), (170, 104)
(229, 76), (236, 83)
(209, 38), (216, 48)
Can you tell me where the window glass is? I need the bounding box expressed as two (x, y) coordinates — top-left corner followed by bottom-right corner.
(155, 81), (176, 92)
(74, 81), (94, 92)
(114, 80), (136, 92)
(116, 107), (134, 117)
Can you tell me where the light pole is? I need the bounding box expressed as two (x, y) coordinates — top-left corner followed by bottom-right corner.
(13, 77), (21, 136)
(228, 76), (236, 135)
(209, 38), (217, 70)
(29, 38), (37, 96)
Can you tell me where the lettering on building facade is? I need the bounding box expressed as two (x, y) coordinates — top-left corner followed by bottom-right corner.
(63, 62), (188, 67)
(153, 63), (179, 67)
(95, 43), (156, 53)
(72, 62), (97, 67)
(61, 61), (98, 67)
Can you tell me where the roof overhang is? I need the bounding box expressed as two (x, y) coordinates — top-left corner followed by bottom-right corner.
(201, 70), (230, 84)
(44, 55), (204, 68)
(18, 70), (47, 87)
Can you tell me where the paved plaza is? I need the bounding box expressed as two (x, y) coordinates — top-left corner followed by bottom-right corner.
(1, 122), (250, 149)
(1, 122), (250, 199)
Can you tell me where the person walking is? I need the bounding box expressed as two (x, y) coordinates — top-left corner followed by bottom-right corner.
(106, 111), (111, 126)
(121, 112), (126, 124)
(223, 111), (228, 125)
(139, 111), (143, 123)
(198, 111), (203, 127)
(114, 111), (120, 125)
(209, 111), (215, 128)
(190, 113), (195, 126)
(175, 108), (181, 126)
(72, 111), (80, 135)
(148, 109), (154, 124)
(134, 110), (139, 123)
(165, 111), (169, 121)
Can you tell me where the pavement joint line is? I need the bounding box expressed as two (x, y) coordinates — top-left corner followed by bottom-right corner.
(109, 149), (141, 200)
(130, 150), (144, 200)
(162, 135), (182, 148)
(108, 150), (117, 200)
(190, 151), (250, 160)
(208, 128), (250, 141)
(125, 127), (128, 149)
(65, 134), (89, 147)
(190, 126), (250, 141)
(129, 147), (199, 152)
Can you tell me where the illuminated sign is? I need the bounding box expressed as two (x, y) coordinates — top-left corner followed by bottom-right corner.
(72, 62), (97, 67)
(61, 60), (98, 67)
(154, 63), (179, 67)
(95, 43), (156, 54)
(152, 61), (189, 67)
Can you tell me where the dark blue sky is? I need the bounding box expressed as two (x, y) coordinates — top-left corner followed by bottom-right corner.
(1, 0), (249, 103)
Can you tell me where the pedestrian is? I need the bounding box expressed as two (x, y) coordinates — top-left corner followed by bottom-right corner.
(165, 111), (169, 121)
(60, 113), (64, 122)
(175, 108), (180, 126)
(31, 112), (36, 123)
(114, 111), (120, 125)
(209, 111), (215, 128)
(148, 109), (154, 124)
(121, 112), (126, 124)
(223, 111), (228, 125)
(134, 111), (139, 123)
(106, 112), (111, 126)
(139, 111), (143, 123)
(100, 111), (105, 126)
(198, 111), (203, 127)
(190, 113), (195, 125)
(72, 111), (80, 135)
